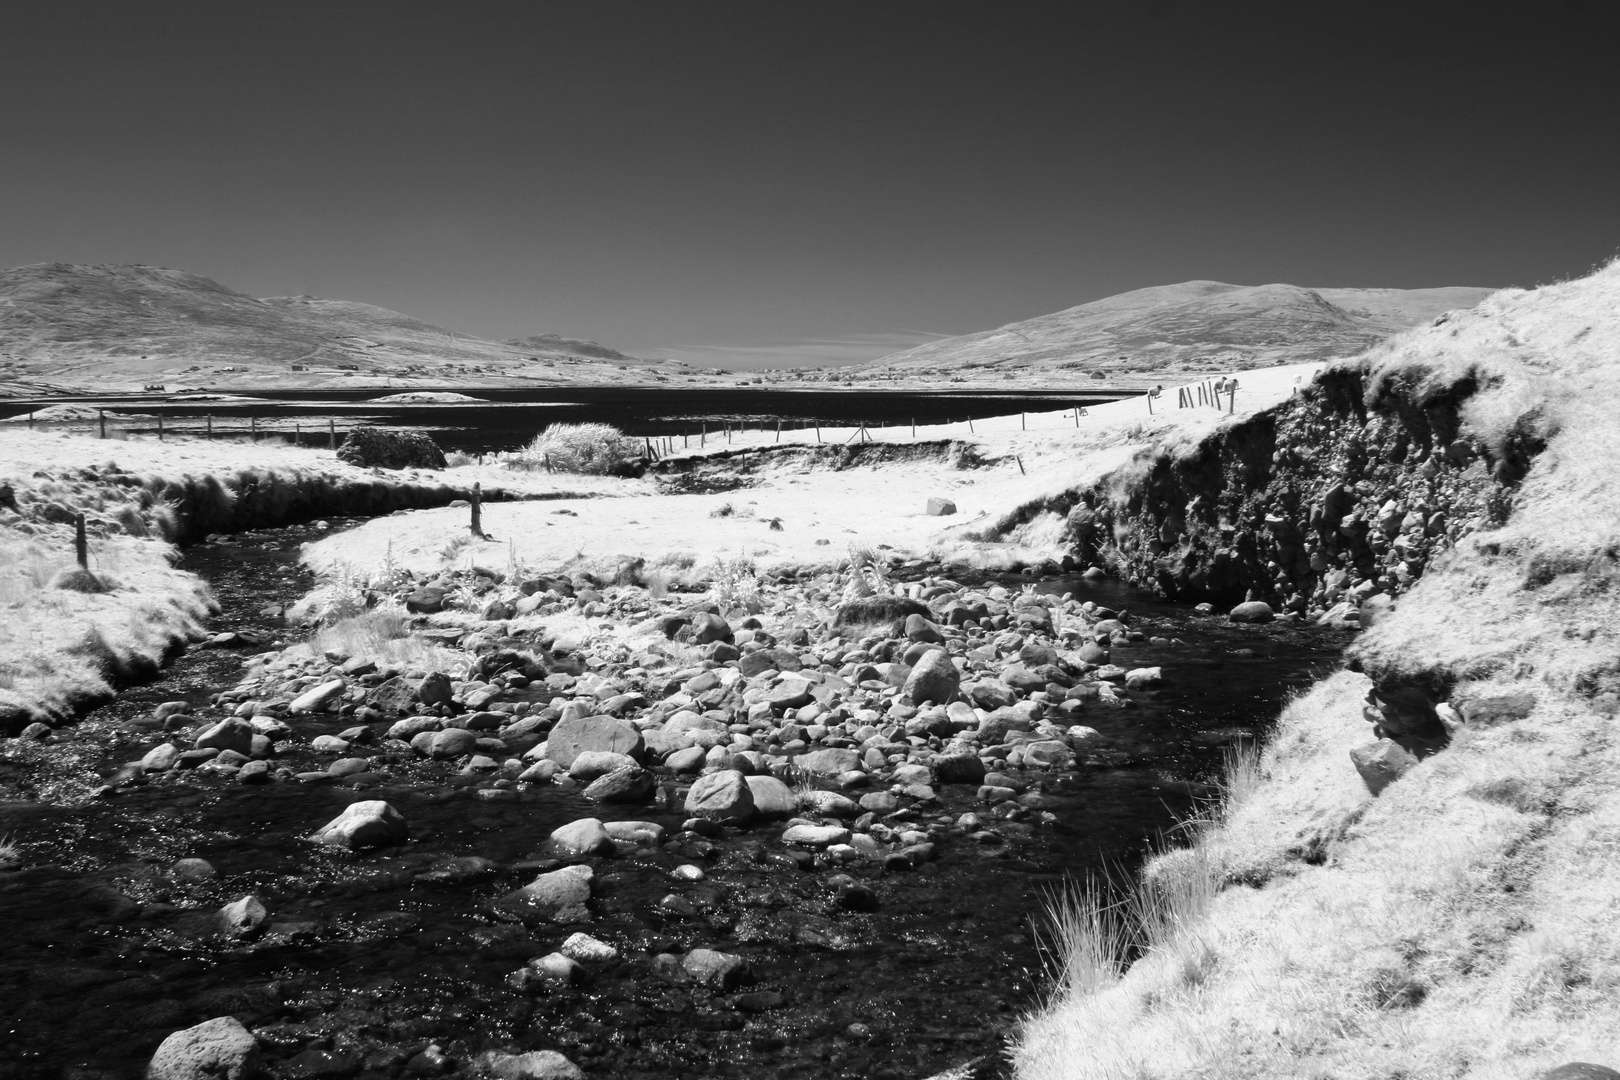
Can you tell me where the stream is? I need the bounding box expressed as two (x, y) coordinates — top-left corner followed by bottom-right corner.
(0, 521), (1349, 1080)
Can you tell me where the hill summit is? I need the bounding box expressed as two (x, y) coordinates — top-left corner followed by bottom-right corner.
(0, 262), (668, 393)
(856, 280), (1495, 386)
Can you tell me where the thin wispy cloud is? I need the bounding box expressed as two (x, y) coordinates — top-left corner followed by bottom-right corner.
(655, 330), (951, 371)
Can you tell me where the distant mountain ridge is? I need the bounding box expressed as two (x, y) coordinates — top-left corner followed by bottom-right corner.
(0, 262), (667, 392)
(858, 280), (1496, 383)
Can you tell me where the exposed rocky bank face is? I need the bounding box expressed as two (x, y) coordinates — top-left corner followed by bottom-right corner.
(1048, 366), (1538, 622)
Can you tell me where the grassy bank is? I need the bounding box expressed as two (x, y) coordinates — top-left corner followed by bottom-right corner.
(0, 431), (638, 731)
(1014, 261), (1620, 1077)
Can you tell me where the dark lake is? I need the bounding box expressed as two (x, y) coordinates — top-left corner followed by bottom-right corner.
(0, 387), (1131, 455)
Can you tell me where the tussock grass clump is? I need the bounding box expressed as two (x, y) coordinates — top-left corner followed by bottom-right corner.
(708, 554), (763, 613)
(510, 423), (637, 475)
(309, 606), (459, 673)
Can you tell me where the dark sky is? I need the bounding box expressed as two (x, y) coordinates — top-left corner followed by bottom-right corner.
(3, 2), (1617, 368)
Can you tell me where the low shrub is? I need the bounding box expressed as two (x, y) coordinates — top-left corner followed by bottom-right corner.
(510, 423), (637, 475)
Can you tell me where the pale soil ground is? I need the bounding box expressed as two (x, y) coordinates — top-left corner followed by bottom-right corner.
(300, 363), (1321, 584)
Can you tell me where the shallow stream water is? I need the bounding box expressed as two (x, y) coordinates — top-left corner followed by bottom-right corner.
(0, 525), (1348, 1080)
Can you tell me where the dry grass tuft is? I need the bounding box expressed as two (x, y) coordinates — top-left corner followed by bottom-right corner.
(508, 422), (637, 475)
(308, 606), (459, 672)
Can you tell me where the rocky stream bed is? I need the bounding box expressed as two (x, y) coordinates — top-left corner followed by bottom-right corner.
(0, 520), (1350, 1080)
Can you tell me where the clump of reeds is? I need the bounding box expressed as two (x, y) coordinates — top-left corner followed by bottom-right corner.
(508, 423), (637, 475)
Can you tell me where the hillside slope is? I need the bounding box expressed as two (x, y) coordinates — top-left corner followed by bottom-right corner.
(858, 280), (1492, 387)
(1011, 262), (1620, 1078)
(0, 262), (680, 393)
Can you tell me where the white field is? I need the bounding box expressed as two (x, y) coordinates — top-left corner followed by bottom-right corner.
(299, 364), (1322, 582)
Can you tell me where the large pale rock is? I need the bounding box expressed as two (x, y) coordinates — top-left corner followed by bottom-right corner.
(289, 679), (346, 714)
(1350, 739), (1419, 795)
(569, 750), (639, 781)
(904, 613), (945, 644)
(797, 789), (860, 817)
(795, 747), (861, 777)
(1228, 601), (1275, 623)
(685, 769), (756, 822)
(738, 648), (803, 677)
(932, 752), (986, 785)
(682, 948), (748, 990)
(966, 680), (1016, 711)
(560, 932), (619, 965)
(425, 728), (479, 759)
(141, 743), (181, 772)
(690, 612), (733, 644)
(146, 1017), (260, 1080)
(744, 775), (797, 819)
(903, 649), (960, 705)
(193, 718), (254, 756)
(768, 677), (815, 712)
(782, 824), (851, 847)
(925, 497), (957, 516)
(215, 895), (268, 939)
(582, 764), (655, 803)
(476, 1050), (584, 1080)
(603, 820), (665, 846)
(549, 818), (614, 858)
(500, 864), (593, 923)
(308, 800), (408, 850)
(544, 715), (643, 769)
(416, 671), (454, 705)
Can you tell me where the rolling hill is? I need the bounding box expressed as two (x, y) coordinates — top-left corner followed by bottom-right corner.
(0, 262), (687, 394)
(852, 280), (1495, 387)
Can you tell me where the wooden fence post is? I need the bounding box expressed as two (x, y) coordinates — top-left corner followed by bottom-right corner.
(1021, 412), (1026, 431)
(328, 418), (336, 449)
(99, 410), (106, 439)
(1016, 454), (1025, 475)
(470, 482), (485, 538)
(74, 514), (88, 569)
(776, 420), (781, 443)
(157, 415), (164, 441)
